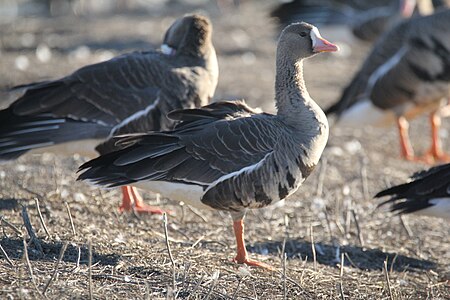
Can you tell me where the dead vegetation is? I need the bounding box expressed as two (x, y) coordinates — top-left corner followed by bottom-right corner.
(0, 1), (449, 299)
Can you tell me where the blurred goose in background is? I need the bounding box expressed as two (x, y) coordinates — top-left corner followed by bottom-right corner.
(0, 14), (218, 214)
(325, 9), (450, 162)
(78, 22), (338, 269)
(376, 163), (450, 218)
(270, 0), (418, 42)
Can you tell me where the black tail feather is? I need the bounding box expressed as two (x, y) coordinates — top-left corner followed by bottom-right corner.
(376, 163), (450, 215)
(0, 107), (111, 160)
(374, 182), (412, 198)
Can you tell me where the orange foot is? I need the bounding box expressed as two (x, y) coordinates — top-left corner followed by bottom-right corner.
(233, 256), (276, 271)
(432, 152), (450, 163)
(119, 186), (171, 215)
(404, 154), (434, 164)
(129, 203), (167, 214)
(415, 150), (450, 164)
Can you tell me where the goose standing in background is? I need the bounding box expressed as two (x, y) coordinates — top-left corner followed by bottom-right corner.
(351, 0), (417, 42)
(78, 22), (338, 269)
(376, 163), (450, 218)
(325, 9), (450, 162)
(270, 0), (417, 42)
(0, 15), (218, 214)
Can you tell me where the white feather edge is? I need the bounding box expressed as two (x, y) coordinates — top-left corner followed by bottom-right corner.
(203, 151), (273, 194)
(138, 152), (273, 209)
(84, 151), (274, 210)
(108, 98), (160, 138)
(367, 46), (408, 92)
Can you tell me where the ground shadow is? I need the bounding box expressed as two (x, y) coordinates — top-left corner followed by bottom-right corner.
(248, 239), (435, 272)
(0, 237), (120, 266)
(126, 265), (162, 278)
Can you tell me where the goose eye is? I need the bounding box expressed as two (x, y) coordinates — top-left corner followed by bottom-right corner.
(299, 32), (307, 37)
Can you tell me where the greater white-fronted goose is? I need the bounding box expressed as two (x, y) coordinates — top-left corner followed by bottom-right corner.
(270, 0), (417, 42)
(0, 14), (218, 214)
(78, 22), (338, 269)
(376, 163), (450, 218)
(325, 9), (450, 162)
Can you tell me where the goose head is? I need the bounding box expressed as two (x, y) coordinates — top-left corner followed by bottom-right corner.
(278, 22), (338, 60)
(161, 14), (213, 57)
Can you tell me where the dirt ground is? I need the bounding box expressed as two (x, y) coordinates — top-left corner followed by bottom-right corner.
(0, 1), (449, 299)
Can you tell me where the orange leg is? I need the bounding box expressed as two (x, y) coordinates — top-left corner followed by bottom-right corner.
(232, 219), (275, 270)
(420, 112), (450, 162)
(396, 116), (416, 161)
(119, 186), (167, 214)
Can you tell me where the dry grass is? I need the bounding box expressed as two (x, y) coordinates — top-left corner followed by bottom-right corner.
(0, 1), (449, 299)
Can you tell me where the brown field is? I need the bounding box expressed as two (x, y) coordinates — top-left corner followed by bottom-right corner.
(0, 1), (449, 299)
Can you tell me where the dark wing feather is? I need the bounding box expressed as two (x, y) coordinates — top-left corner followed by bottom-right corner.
(78, 101), (281, 211)
(0, 110), (112, 160)
(10, 51), (168, 125)
(168, 100), (259, 122)
(375, 163), (450, 214)
(0, 51), (178, 159)
(94, 83), (210, 155)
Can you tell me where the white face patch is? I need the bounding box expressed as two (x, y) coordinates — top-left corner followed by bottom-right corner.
(161, 44), (176, 56)
(310, 26), (322, 48)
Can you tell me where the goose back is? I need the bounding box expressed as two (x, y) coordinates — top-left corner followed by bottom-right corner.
(79, 101), (318, 211)
(78, 22), (336, 213)
(0, 14), (218, 160)
(326, 9), (450, 119)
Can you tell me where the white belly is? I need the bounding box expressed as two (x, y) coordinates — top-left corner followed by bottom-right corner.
(339, 100), (396, 128)
(417, 198), (450, 219)
(134, 181), (211, 210)
(29, 139), (102, 158)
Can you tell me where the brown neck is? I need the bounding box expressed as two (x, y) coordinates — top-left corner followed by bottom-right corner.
(275, 52), (310, 118)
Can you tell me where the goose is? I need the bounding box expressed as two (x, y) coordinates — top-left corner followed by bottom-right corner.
(270, 0), (417, 42)
(77, 22), (338, 269)
(325, 9), (450, 162)
(376, 163), (450, 218)
(0, 14), (218, 214)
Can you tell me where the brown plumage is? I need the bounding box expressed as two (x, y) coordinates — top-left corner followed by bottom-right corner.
(0, 14), (218, 213)
(78, 22), (338, 269)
